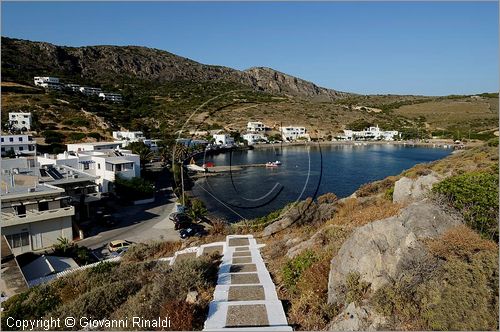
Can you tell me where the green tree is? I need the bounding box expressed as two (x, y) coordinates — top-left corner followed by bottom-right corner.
(188, 198), (208, 222)
(128, 141), (153, 168)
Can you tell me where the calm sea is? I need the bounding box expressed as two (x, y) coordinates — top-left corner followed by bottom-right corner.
(191, 144), (452, 222)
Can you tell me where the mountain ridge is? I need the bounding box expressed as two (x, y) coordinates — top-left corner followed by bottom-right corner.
(1, 36), (348, 100)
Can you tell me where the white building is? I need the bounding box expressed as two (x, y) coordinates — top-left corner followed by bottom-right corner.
(67, 141), (124, 153)
(79, 87), (103, 96)
(279, 126), (310, 141)
(38, 149), (140, 193)
(112, 131), (144, 141)
(1, 135), (36, 156)
(1, 178), (75, 256)
(8, 112), (32, 131)
(243, 133), (268, 145)
(34, 77), (59, 86)
(213, 134), (235, 147)
(247, 121), (266, 132)
(112, 131), (160, 152)
(99, 92), (123, 102)
(341, 125), (399, 141)
(64, 84), (81, 92)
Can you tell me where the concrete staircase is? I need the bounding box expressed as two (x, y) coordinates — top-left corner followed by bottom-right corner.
(203, 235), (292, 331)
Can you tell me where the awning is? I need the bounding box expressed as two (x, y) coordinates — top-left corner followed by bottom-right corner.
(106, 159), (134, 165)
(79, 160), (95, 164)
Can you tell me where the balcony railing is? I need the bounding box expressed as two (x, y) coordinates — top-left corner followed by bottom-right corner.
(1, 206), (75, 226)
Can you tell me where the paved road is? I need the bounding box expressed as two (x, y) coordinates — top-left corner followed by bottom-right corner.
(78, 188), (180, 251)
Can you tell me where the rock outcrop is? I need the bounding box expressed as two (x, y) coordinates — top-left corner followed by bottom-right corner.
(328, 302), (386, 331)
(392, 172), (440, 204)
(327, 200), (461, 304)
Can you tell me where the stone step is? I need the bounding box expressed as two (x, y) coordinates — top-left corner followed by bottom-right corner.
(203, 235), (291, 331)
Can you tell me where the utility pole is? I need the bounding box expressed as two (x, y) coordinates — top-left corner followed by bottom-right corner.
(180, 161), (185, 206)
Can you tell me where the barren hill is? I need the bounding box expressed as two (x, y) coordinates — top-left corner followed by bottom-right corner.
(1, 37), (347, 100)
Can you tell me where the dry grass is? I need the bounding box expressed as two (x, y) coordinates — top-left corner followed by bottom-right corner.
(121, 241), (182, 263)
(356, 176), (399, 197)
(395, 98), (498, 132)
(426, 225), (498, 260)
(328, 198), (402, 227)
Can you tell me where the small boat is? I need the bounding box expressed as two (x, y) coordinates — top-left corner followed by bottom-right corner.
(266, 160), (282, 167)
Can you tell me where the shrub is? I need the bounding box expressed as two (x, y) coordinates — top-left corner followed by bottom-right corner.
(356, 176), (397, 197)
(289, 256), (340, 330)
(384, 186), (394, 201)
(372, 236), (499, 330)
(115, 176), (154, 201)
(68, 132), (86, 141)
(427, 225), (498, 260)
(282, 250), (318, 290)
(1, 285), (61, 330)
(344, 272), (370, 306)
(487, 137), (499, 147)
(50, 281), (142, 324)
(433, 171), (499, 240)
(42, 130), (65, 144)
(87, 132), (102, 140)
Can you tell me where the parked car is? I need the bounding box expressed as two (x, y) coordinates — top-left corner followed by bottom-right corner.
(99, 214), (116, 227)
(170, 212), (191, 230)
(107, 240), (133, 252)
(179, 224), (207, 239)
(110, 246), (129, 258)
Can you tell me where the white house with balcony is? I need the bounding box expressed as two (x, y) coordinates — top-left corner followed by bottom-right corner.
(1, 178), (75, 256)
(8, 112), (32, 131)
(34, 77), (61, 90)
(341, 125), (399, 141)
(67, 141), (124, 152)
(242, 133), (268, 145)
(79, 87), (102, 96)
(279, 126), (310, 141)
(213, 134), (235, 147)
(247, 121), (266, 132)
(38, 149), (140, 193)
(99, 92), (123, 102)
(112, 131), (144, 141)
(1, 135), (36, 157)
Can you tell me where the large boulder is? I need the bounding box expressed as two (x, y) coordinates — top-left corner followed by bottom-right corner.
(392, 172), (440, 204)
(328, 200), (461, 304)
(329, 302), (386, 331)
(262, 197), (337, 237)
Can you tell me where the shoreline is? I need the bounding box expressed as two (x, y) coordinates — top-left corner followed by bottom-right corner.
(250, 138), (472, 150)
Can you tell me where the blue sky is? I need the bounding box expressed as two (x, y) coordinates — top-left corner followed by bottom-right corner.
(2, 2), (498, 96)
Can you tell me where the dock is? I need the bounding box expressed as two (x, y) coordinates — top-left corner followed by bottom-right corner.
(186, 163), (270, 176)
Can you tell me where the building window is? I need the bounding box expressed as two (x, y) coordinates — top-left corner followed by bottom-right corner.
(1, 148), (4, 152)
(9, 137), (14, 142)
(6, 232), (30, 248)
(15, 205), (26, 216)
(97, 164), (101, 170)
(1, 138), (3, 142)
(19, 147), (24, 151)
(83, 163), (90, 170)
(38, 201), (49, 211)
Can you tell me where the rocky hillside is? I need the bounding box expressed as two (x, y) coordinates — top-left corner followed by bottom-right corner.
(1, 37), (347, 100)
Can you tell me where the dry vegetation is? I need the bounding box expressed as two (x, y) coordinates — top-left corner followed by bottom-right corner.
(1, 255), (221, 331)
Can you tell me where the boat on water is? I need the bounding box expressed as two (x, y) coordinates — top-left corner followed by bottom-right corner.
(266, 160), (282, 167)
